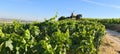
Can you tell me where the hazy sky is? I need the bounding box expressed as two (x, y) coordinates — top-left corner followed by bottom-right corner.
(0, 0), (120, 21)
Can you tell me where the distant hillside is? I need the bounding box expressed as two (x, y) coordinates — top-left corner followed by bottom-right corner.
(0, 18), (32, 23)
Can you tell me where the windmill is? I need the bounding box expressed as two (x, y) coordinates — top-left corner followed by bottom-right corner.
(70, 10), (76, 19)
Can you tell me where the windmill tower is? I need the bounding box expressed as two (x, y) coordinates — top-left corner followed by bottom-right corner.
(70, 11), (76, 19)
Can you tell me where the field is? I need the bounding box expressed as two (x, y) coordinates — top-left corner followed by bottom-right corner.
(0, 16), (120, 54)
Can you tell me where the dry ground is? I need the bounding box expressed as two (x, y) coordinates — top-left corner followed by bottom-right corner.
(99, 30), (120, 54)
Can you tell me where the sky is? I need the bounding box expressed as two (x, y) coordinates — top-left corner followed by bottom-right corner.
(0, 0), (120, 21)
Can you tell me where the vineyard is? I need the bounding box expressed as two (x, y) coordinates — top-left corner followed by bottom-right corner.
(81, 18), (120, 25)
(0, 16), (106, 54)
(81, 18), (120, 32)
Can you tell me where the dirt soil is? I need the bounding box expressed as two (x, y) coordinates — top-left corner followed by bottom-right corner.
(99, 30), (120, 54)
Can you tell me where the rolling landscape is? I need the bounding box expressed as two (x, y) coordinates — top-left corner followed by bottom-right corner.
(0, 13), (120, 54)
(0, 0), (120, 54)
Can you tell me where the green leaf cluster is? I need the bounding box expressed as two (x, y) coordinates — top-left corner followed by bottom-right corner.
(0, 16), (106, 54)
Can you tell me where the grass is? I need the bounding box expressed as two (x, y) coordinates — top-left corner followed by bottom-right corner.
(106, 24), (120, 32)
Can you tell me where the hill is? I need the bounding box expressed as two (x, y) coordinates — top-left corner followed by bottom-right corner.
(0, 18), (32, 24)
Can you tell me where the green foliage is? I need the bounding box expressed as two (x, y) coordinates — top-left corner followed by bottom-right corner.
(81, 18), (120, 31)
(0, 16), (106, 54)
(81, 18), (120, 25)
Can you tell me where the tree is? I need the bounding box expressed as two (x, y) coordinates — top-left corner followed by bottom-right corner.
(58, 16), (66, 20)
(76, 14), (82, 20)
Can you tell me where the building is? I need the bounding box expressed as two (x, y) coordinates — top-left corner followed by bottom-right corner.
(58, 13), (82, 20)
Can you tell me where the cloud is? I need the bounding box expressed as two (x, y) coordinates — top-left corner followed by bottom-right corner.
(82, 0), (120, 9)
